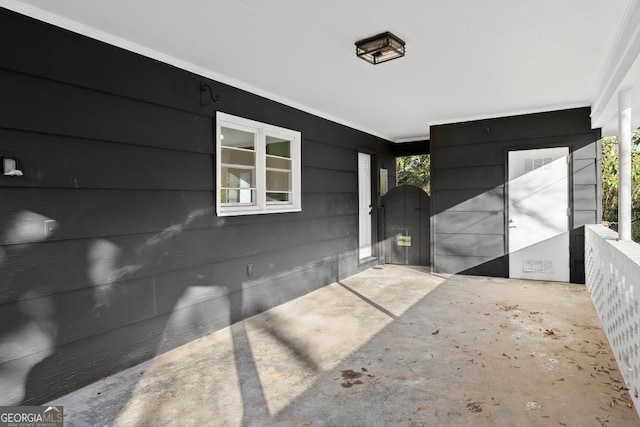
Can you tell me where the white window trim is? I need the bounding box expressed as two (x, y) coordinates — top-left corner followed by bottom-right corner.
(216, 112), (302, 216)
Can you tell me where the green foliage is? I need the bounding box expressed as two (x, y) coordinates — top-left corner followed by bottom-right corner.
(601, 129), (640, 242)
(396, 155), (431, 194)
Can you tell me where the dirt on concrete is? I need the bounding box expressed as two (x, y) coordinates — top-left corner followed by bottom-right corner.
(49, 265), (639, 426)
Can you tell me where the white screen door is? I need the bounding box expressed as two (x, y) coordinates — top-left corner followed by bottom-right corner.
(508, 147), (569, 281)
(358, 152), (372, 259)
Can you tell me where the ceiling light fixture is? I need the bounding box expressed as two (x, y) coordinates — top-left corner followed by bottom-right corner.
(355, 31), (406, 65)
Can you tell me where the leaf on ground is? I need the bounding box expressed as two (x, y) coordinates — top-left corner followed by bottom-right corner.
(432, 329), (440, 335)
(466, 402), (483, 413)
(497, 303), (520, 311)
(341, 370), (362, 380)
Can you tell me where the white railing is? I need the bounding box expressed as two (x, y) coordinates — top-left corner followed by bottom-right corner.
(585, 224), (640, 417)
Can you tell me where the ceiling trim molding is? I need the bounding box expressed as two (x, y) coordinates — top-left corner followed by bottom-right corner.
(394, 136), (430, 143)
(428, 102), (590, 128)
(0, 0), (393, 142)
(591, 0), (640, 128)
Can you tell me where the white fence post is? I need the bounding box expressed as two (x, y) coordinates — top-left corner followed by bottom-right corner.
(618, 89), (632, 241)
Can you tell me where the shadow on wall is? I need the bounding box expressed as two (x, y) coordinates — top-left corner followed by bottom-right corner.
(0, 191), (357, 427)
(434, 151), (591, 281)
(0, 198), (204, 405)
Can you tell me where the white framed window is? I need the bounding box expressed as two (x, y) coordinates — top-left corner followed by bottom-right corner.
(216, 112), (301, 216)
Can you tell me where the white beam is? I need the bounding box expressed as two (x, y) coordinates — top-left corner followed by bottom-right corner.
(618, 89), (632, 241)
(591, 0), (640, 131)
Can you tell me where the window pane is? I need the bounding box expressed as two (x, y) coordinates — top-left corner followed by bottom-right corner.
(221, 189), (256, 204)
(221, 167), (255, 189)
(221, 126), (256, 207)
(266, 170), (291, 192)
(222, 127), (255, 150)
(222, 147), (255, 166)
(266, 136), (290, 158)
(267, 192), (291, 203)
(266, 156), (291, 170)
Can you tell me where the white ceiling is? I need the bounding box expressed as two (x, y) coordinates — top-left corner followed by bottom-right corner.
(2, 0), (637, 141)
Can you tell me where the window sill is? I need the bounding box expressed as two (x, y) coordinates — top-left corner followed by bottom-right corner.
(217, 206), (302, 217)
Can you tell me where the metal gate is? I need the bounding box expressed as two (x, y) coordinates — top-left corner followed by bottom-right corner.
(382, 185), (430, 265)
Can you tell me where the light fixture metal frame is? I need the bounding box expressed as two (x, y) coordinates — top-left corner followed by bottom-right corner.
(355, 31), (406, 65)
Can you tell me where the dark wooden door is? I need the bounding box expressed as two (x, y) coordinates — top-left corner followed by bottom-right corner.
(383, 185), (430, 265)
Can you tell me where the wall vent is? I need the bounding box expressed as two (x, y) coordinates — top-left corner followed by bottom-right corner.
(524, 157), (553, 172)
(523, 259), (554, 273)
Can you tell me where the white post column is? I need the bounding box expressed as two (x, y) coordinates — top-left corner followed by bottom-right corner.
(618, 89), (632, 241)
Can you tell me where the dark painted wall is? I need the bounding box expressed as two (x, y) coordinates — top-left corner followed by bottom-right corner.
(392, 140), (430, 156)
(430, 107), (601, 283)
(0, 8), (394, 404)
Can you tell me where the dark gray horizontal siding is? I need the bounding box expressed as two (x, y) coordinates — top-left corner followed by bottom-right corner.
(0, 128), (213, 190)
(0, 236), (354, 364)
(574, 210), (598, 228)
(435, 211), (504, 234)
(430, 107), (600, 281)
(430, 142), (504, 169)
(0, 215), (358, 304)
(0, 69), (213, 153)
(574, 185), (598, 211)
(0, 252), (342, 405)
(574, 159), (598, 185)
(433, 187), (504, 212)
(435, 255), (506, 276)
(0, 8), (394, 404)
(435, 234), (504, 258)
(303, 167), (357, 193)
(434, 165), (505, 190)
(0, 190), (357, 245)
(303, 138), (357, 171)
(429, 108), (593, 147)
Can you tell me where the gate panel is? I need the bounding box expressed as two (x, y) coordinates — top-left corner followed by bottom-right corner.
(383, 185), (430, 266)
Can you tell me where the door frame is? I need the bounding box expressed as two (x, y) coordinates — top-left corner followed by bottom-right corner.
(357, 149), (377, 262)
(504, 142), (575, 280)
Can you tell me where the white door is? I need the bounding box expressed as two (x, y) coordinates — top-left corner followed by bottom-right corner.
(358, 152), (372, 259)
(508, 147), (570, 281)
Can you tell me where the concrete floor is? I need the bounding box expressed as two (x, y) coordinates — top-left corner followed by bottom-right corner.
(50, 265), (639, 426)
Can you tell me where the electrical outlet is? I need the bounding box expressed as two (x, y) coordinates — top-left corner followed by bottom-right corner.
(247, 263), (253, 276)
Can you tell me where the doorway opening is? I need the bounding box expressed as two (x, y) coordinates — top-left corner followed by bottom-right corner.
(396, 154), (431, 194)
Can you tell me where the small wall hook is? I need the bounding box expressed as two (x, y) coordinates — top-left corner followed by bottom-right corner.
(200, 84), (221, 106)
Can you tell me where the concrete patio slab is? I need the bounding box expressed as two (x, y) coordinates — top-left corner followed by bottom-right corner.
(49, 265), (639, 426)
